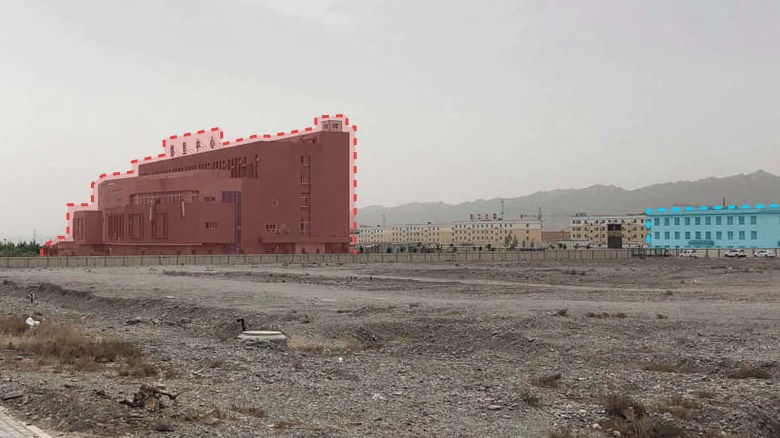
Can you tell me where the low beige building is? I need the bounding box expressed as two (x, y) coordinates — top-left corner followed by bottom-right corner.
(358, 218), (542, 249)
(569, 213), (647, 247)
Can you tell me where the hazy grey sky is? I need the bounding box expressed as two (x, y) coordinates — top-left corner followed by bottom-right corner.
(1, 0), (779, 240)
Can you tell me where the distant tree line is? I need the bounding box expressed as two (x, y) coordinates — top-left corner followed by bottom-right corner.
(0, 241), (41, 257)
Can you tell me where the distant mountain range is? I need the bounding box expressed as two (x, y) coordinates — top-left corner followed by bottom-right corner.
(358, 170), (780, 230)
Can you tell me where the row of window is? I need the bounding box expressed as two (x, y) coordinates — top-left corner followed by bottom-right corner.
(103, 212), (168, 240)
(653, 215), (767, 227)
(571, 219), (644, 225)
(265, 221), (310, 234)
(148, 155), (261, 179)
(654, 230), (758, 241)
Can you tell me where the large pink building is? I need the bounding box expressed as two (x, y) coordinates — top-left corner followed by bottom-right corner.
(46, 115), (357, 256)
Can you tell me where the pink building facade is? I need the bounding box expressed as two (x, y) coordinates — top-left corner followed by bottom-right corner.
(46, 115), (357, 256)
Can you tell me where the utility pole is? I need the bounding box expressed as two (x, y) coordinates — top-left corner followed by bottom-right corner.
(500, 199), (505, 220)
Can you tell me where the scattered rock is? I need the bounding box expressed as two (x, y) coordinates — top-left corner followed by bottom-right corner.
(487, 405), (502, 411)
(125, 317), (143, 325)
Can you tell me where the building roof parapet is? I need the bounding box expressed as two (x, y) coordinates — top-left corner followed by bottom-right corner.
(646, 203), (780, 215)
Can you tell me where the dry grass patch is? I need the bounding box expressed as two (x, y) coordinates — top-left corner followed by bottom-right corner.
(519, 388), (540, 407)
(601, 416), (684, 438)
(586, 312), (628, 319)
(185, 407), (236, 426)
(0, 315), (143, 369)
(0, 315), (171, 377)
(695, 390), (716, 399)
(547, 427), (594, 438)
(643, 360), (698, 374)
(231, 405), (265, 418)
(655, 395), (699, 421)
(532, 373), (562, 388)
(287, 336), (359, 353)
(208, 358), (225, 369)
(726, 366), (771, 380)
(600, 394), (687, 438)
(602, 393), (647, 419)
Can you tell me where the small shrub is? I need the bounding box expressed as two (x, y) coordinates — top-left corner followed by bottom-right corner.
(602, 393), (647, 419)
(664, 290), (674, 296)
(655, 395), (699, 420)
(607, 416), (684, 438)
(554, 308), (569, 317)
(532, 373), (562, 388)
(520, 389), (540, 407)
(695, 390), (715, 399)
(208, 358), (224, 369)
(586, 312), (610, 319)
(613, 312), (627, 319)
(656, 314), (668, 319)
(119, 357), (158, 377)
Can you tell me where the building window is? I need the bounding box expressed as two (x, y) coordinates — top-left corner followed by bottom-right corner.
(663, 217), (670, 226)
(674, 217), (680, 226)
(727, 216), (734, 225)
(738, 231), (745, 240)
(716, 231), (722, 240)
(695, 231), (701, 240)
(654, 232), (660, 239)
(705, 216), (711, 225)
(695, 217), (701, 225)
(738, 216), (745, 225)
(152, 213), (168, 239)
(300, 219), (310, 235)
(266, 224), (276, 232)
(727, 231), (734, 240)
(205, 221), (218, 229)
(654, 218), (660, 226)
(750, 216), (757, 225)
(674, 231), (680, 239)
(128, 213), (143, 239)
(705, 231), (711, 240)
(684, 217), (691, 226)
(74, 217), (85, 240)
(664, 231), (670, 239)
(716, 216), (722, 225)
(751, 231), (758, 240)
(300, 194), (310, 208)
(685, 231), (691, 239)
(301, 155), (311, 166)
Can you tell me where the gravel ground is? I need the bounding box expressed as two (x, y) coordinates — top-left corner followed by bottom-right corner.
(0, 258), (778, 437)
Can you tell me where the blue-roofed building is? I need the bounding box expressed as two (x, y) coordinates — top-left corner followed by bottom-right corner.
(646, 203), (780, 249)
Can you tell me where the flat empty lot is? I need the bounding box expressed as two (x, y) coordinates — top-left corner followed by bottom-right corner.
(0, 258), (778, 437)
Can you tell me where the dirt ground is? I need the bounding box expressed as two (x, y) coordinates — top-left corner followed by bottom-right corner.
(0, 258), (778, 437)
